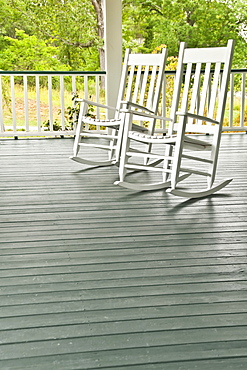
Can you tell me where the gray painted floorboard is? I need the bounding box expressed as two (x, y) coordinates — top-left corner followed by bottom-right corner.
(0, 134), (247, 369)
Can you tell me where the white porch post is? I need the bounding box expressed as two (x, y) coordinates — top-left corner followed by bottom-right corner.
(104, 0), (122, 118)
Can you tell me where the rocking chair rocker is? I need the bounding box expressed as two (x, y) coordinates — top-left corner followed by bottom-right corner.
(115, 40), (235, 198)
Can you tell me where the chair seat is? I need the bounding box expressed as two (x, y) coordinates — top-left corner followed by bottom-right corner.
(128, 131), (177, 143)
(83, 117), (122, 129)
(128, 131), (211, 150)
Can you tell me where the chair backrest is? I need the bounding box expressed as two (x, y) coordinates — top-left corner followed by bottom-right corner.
(116, 49), (167, 126)
(169, 40), (235, 135)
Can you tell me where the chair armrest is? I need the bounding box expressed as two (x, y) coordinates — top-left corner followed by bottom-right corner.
(120, 108), (172, 122)
(120, 101), (155, 114)
(75, 98), (117, 111)
(177, 111), (219, 125)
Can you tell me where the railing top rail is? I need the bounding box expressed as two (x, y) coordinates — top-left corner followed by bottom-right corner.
(0, 68), (245, 77)
(229, 68), (247, 73)
(163, 68), (247, 74)
(0, 70), (107, 76)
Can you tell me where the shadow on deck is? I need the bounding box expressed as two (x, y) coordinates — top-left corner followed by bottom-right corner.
(0, 134), (247, 369)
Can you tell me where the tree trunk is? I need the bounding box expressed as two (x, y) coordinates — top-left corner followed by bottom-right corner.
(91, 0), (105, 71)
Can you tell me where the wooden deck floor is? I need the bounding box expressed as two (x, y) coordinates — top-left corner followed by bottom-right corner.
(0, 134), (247, 370)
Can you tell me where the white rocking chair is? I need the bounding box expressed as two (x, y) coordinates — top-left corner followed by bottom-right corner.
(70, 48), (168, 167)
(115, 40), (235, 198)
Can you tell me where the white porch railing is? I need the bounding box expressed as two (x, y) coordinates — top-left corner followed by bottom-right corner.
(0, 71), (106, 138)
(0, 69), (246, 138)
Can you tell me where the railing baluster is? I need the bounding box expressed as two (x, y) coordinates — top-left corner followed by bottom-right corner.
(48, 75), (53, 131)
(0, 76), (4, 132)
(10, 76), (17, 133)
(23, 75), (29, 132)
(72, 75), (76, 94)
(96, 75), (100, 119)
(72, 75), (77, 130)
(84, 75), (88, 100)
(60, 75), (65, 130)
(84, 76), (89, 130)
(240, 72), (246, 128)
(229, 73), (234, 129)
(161, 75), (167, 132)
(36, 75), (41, 132)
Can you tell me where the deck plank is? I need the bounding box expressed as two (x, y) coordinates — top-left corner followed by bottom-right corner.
(0, 134), (247, 369)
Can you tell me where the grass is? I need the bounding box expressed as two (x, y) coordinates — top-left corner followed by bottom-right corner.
(224, 96), (247, 127)
(1, 78), (106, 131)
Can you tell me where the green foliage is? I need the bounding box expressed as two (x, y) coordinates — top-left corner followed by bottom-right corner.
(0, 0), (247, 71)
(122, 0), (247, 68)
(0, 29), (70, 70)
(42, 93), (97, 131)
(42, 119), (64, 132)
(42, 93), (79, 131)
(23, 0), (101, 70)
(0, 0), (102, 70)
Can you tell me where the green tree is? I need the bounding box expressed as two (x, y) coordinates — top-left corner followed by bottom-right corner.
(1, 0), (102, 70)
(1, 0), (247, 71)
(0, 29), (69, 70)
(122, 0), (247, 67)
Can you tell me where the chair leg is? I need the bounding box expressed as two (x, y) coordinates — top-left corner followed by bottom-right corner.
(71, 101), (88, 159)
(114, 116), (125, 165)
(71, 116), (83, 158)
(107, 128), (117, 162)
(116, 113), (132, 182)
(162, 145), (173, 183)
